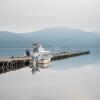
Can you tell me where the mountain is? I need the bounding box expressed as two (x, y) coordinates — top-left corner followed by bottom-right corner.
(0, 31), (31, 48)
(18, 27), (100, 48)
(0, 27), (100, 48)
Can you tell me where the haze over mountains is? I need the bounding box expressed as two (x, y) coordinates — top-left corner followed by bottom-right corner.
(0, 27), (99, 48)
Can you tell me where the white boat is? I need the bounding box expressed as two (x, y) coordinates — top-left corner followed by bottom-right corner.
(25, 43), (52, 64)
(32, 43), (52, 64)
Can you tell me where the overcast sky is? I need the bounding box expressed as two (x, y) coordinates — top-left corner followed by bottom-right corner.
(0, 0), (100, 32)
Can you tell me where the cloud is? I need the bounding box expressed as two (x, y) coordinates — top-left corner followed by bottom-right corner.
(0, 0), (100, 32)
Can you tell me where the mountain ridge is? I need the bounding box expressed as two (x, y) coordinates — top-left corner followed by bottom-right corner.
(0, 27), (100, 48)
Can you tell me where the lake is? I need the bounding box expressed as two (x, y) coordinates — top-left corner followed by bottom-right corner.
(0, 48), (100, 100)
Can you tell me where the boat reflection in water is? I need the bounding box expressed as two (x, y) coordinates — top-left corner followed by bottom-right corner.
(30, 63), (51, 74)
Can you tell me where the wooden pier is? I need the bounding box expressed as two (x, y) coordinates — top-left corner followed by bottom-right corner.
(0, 51), (90, 74)
(51, 51), (90, 61)
(0, 57), (32, 74)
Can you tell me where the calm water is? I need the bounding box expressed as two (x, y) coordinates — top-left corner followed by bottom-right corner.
(0, 48), (100, 100)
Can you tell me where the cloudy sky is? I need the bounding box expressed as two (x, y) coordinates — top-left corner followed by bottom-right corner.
(0, 0), (100, 32)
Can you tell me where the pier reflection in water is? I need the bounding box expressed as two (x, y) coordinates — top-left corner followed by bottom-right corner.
(0, 60), (30, 74)
(0, 62), (51, 75)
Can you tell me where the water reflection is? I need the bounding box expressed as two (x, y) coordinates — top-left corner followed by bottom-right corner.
(0, 64), (100, 100)
(30, 63), (51, 74)
(0, 63), (51, 75)
(0, 64), (28, 75)
(0, 48), (100, 100)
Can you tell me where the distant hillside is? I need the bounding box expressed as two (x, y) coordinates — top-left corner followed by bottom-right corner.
(19, 27), (100, 48)
(0, 27), (100, 48)
(0, 31), (31, 48)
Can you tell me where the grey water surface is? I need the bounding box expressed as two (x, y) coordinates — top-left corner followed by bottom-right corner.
(0, 48), (100, 100)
